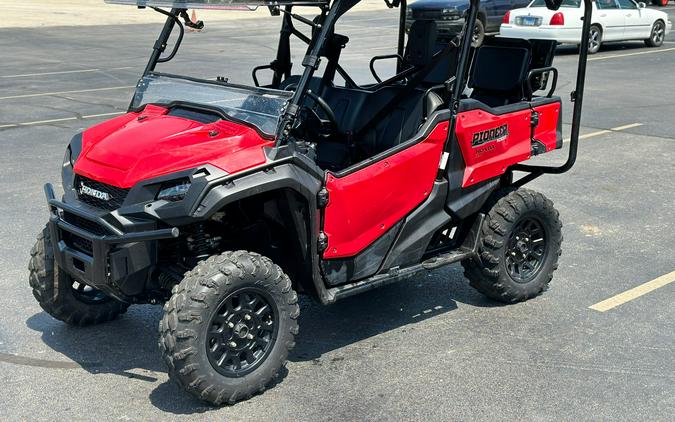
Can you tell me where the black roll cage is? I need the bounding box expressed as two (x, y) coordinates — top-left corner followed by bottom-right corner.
(139, 0), (590, 180)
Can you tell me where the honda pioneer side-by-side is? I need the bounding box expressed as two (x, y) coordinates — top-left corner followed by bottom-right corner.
(29, 0), (592, 405)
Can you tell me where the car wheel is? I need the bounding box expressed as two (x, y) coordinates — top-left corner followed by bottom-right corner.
(588, 25), (602, 54)
(158, 250), (299, 405)
(472, 19), (486, 48)
(645, 20), (666, 47)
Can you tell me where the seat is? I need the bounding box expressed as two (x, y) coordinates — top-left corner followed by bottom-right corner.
(353, 20), (449, 151)
(469, 45), (532, 108)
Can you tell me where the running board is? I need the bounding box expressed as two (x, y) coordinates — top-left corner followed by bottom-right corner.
(325, 214), (484, 303)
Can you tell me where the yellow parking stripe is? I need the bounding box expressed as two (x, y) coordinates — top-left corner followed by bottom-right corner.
(576, 123), (642, 140)
(610, 123), (643, 131)
(589, 270), (675, 312)
(579, 129), (611, 140)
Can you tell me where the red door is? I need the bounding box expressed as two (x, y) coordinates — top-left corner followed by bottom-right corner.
(322, 122), (448, 259)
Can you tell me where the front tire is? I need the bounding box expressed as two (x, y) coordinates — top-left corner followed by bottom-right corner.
(645, 20), (666, 47)
(462, 189), (562, 303)
(159, 251), (299, 405)
(28, 225), (129, 326)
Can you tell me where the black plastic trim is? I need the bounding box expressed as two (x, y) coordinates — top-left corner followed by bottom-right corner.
(321, 220), (403, 286)
(380, 180), (452, 270)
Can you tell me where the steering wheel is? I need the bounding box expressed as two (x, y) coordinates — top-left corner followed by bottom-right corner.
(285, 84), (339, 130)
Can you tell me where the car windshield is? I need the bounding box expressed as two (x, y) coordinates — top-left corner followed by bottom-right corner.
(131, 74), (292, 136)
(530, 0), (581, 6)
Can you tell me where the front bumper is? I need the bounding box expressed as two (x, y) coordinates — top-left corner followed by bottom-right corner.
(45, 183), (179, 302)
(499, 24), (583, 44)
(406, 19), (465, 39)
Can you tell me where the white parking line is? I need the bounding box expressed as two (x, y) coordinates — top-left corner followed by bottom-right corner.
(589, 270), (675, 312)
(589, 47), (675, 61)
(0, 67), (134, 79)
(0, 86), (135, 101)
(0, 112), (124, 129)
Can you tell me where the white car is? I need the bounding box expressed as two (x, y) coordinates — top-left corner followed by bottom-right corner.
(500, 0), (672, 53)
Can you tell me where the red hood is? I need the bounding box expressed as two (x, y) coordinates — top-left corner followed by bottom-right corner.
(73, 105), (273, 188)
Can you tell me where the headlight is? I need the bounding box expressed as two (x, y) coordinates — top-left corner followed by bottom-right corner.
(157, 179), (191, 201)
(442, 8), (461, 20)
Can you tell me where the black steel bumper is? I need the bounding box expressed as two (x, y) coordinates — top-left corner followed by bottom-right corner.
(45, 183), (179, 302)
(406, 19), (465, 38)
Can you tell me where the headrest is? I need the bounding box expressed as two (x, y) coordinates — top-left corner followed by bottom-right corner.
(404, 20), (438, 67)
(470, 46), (531, 92)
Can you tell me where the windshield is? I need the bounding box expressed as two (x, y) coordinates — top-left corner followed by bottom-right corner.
(105, 0), (327, 9)
(131, 74), (291, 136)
(530, 0), (581, 6)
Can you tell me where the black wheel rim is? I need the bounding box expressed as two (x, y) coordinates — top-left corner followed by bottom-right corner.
(505, 217), (548, 284)
(71, 280), (109, 304)
(206, 287), (278, 377)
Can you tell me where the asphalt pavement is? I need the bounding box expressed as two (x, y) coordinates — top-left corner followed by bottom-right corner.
(0, 5), (673, 421)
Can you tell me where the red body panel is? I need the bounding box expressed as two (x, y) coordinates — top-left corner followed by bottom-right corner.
(74, 105), (272, 188)
(455, 107), (532, 188)
(532, 101), (562, 152)
(322, 122), (448, 259)
(455, 100), (562, 188)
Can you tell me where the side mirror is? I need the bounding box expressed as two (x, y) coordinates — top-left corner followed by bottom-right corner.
(638, 2), (646, 7)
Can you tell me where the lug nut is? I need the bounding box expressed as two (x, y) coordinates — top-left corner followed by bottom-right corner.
(247, 334), (254, 340)
(511, 252), (517, 256)
(228, 322), (234, 328)
(244, 314), (252, 321)
(228, 341), (237, 348)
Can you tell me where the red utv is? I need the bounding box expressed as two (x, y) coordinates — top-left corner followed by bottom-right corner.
(29, 0), (592, 405)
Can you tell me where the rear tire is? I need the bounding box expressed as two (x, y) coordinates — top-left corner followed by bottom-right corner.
(588, 25), (602, 54)
(472, 19), (486, 48)
(28, 225), (129, 326)
(462, 189), (562, 303)
(158, 250), (299, 405)
(645, 20), (666, 47)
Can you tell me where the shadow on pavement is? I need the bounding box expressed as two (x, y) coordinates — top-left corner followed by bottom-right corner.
(554, 41), (659, 56)
(26, 264), (497, 414)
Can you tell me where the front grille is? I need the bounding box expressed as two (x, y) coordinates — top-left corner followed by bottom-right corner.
(61, 211), (110, 255)
(74, 175), (129, 211)
(412, 9), (442, 19)
(63, 211), (108, 236)
(63, 231), (94, 254)
(411, 9), (462, 21)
